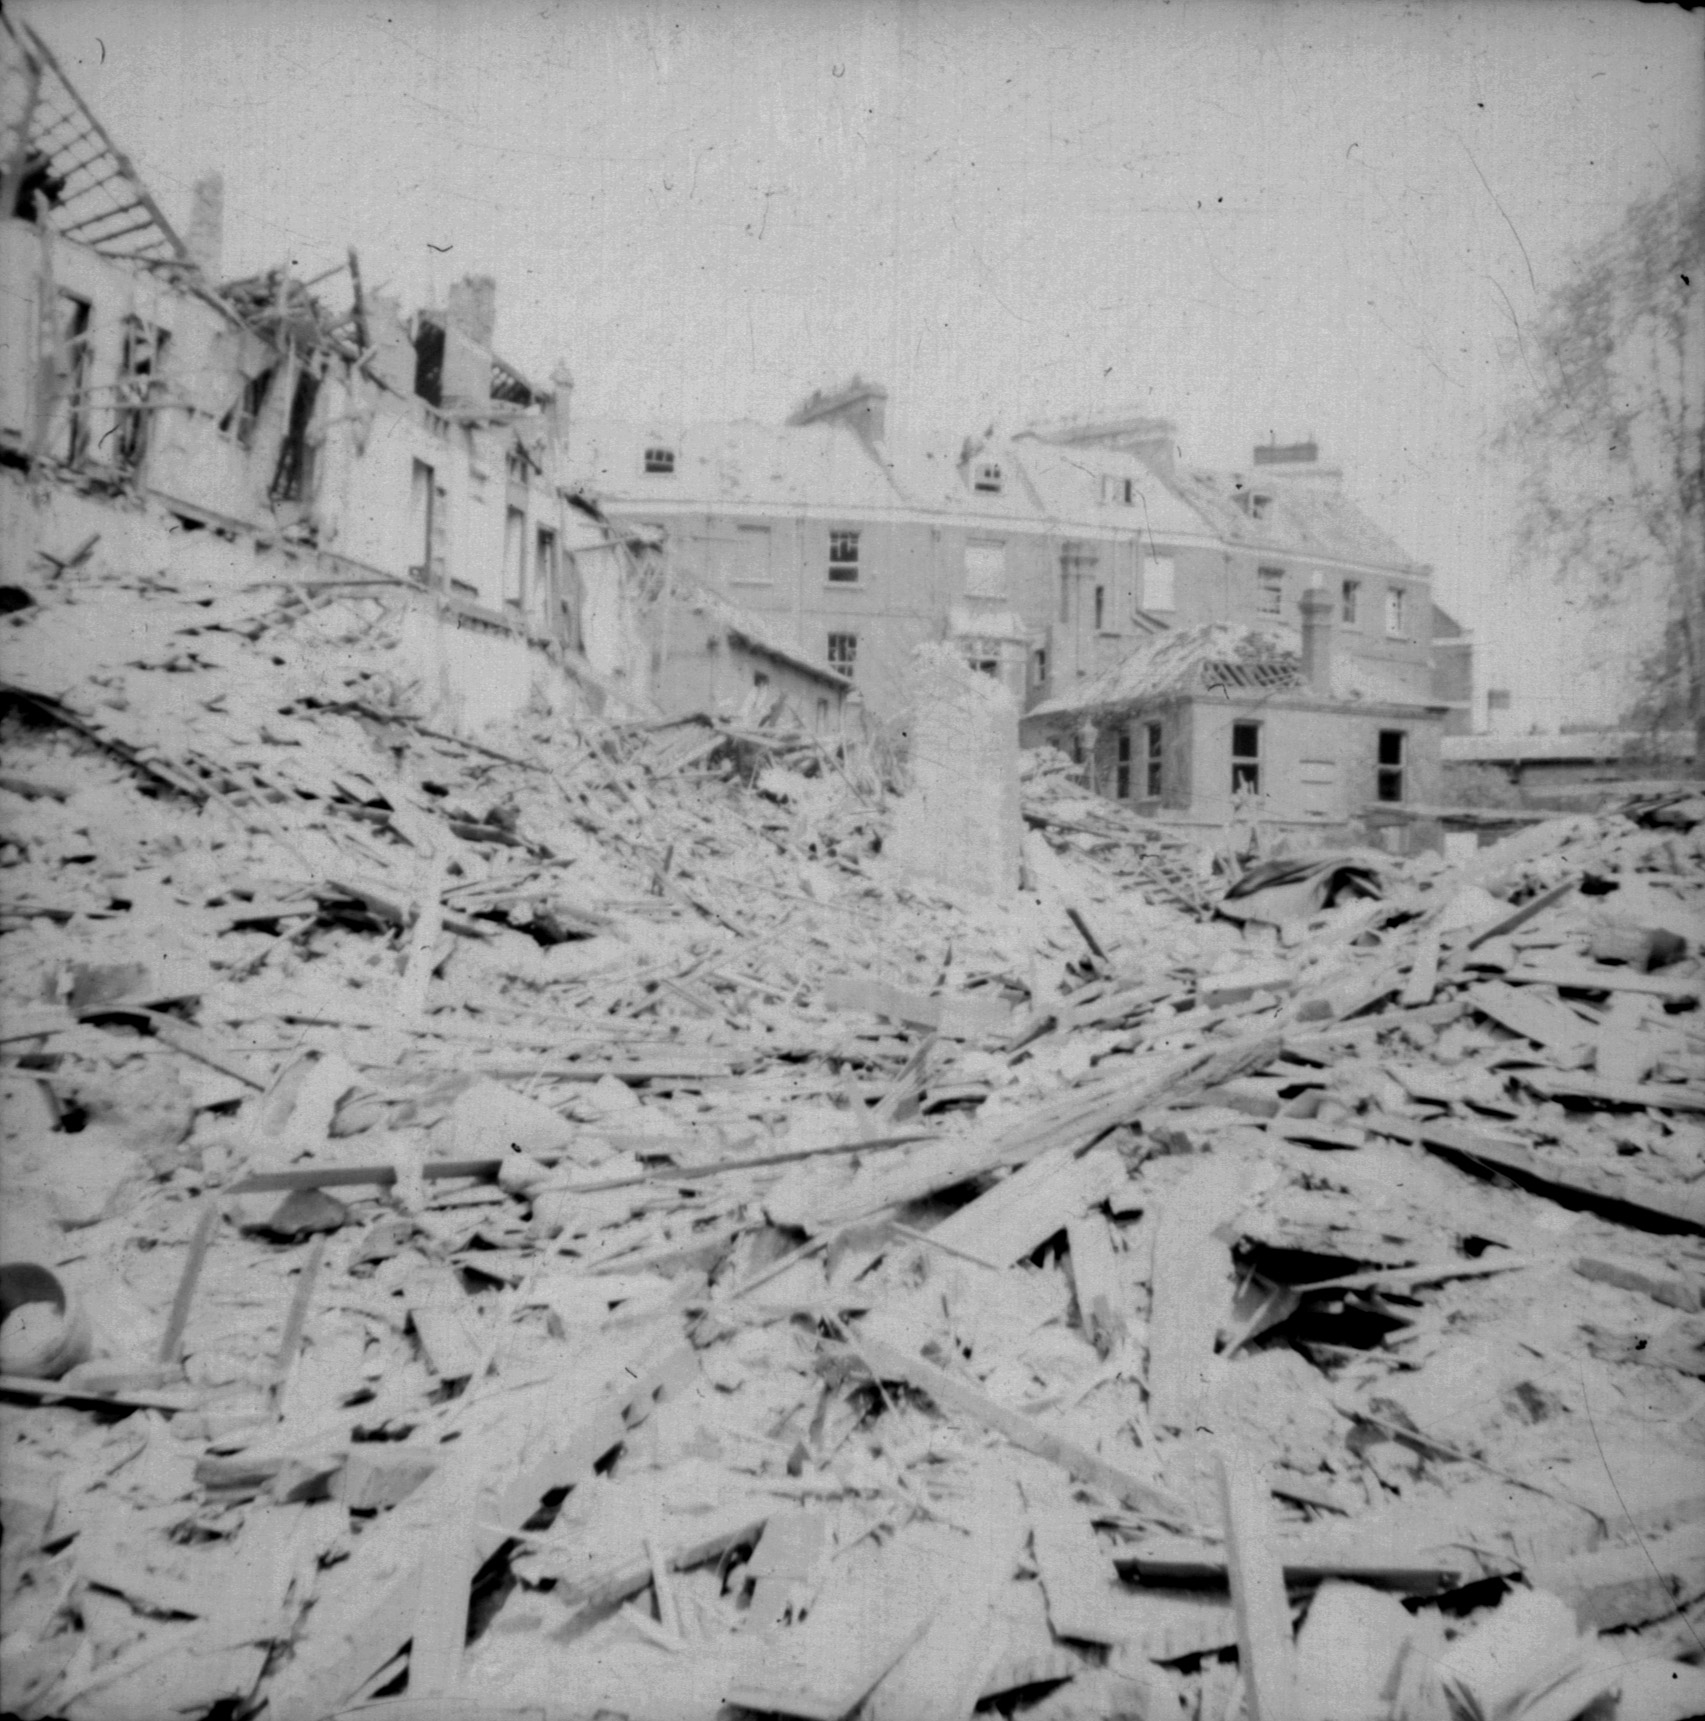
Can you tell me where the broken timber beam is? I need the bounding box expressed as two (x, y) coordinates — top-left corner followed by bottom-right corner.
(852, 1335), (1191, 1525)
(1366, 1112), (1705, 1235)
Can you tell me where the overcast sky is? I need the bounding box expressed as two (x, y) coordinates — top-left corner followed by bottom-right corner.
(18, 0), (1704, 725)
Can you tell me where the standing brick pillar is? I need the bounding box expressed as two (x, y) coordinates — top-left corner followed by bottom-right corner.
(890, 644), (1020, 896)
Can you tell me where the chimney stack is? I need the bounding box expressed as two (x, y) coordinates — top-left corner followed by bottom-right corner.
(789, 377), (888, 447)
(1299, 586), (1335, 697)
(446, 275), (497, 349)
(186, 172), (224, 279)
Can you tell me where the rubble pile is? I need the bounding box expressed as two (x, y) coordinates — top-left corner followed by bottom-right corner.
(2, 562), (1704, 1721)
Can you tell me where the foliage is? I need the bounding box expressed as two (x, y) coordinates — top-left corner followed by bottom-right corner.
(1498, 176), (1704, 761)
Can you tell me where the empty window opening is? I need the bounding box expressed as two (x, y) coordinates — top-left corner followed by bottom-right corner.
(828, 529), (861, 583)
(1385, 586), (1406, 636)
(1102, 474), (1135, 505)
(643, 445), (676, 475)
(1094, 585), (1106, 630)
(54, 292), (93, 466)
(502, 506), (526, 615)
(827, 631), (857, 676)
(1341, 579), (1360, 626)
(1257, 566), (1284, 616)
(116, 318), (167, 471)
(972, 460), (1003, 493)
(1145, 722), (1163, 798)
(409, 460), (436, 584)
(1231, 721), (1262, 795)
(972, 657), (1000, 677)
(412, 320), (445, 405)
(1032, 646), (1048, 688)
(269, 365), (320, 503)
(753, 670), (771, 689)
(1377, 730), (1406, 802)
(1116, 731), (1132, 799)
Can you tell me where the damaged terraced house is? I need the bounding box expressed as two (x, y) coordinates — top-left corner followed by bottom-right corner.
(0, 12), (852, 739)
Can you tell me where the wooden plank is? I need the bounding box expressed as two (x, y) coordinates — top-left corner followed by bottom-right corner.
(745, 1508), (830, 1628)
(1507, 961), (1700, 1000)
(265, 1337), (693, 1721)
(867, 1482), (1025, 1721)
(1365, 1112), (1705, 1235)
(1463, 875), (1578, 950)
(1147, 1156), (1250, 1432)
(811, 1036), (1281, 1230)
(822, 975), (1013, 1038)
(407, 1269), (481, 1385)
(554, 1500), (773, 1616)
(396, 849), (449, 1021)
(1519, 1070), (1705, 1113)
(405, 1463), (480, 1695)
(1594, 992), (1653, 1086)
(229, 1128), (935, 1195)
(726, 1533), (944, 1721)
(1217, 1451), (1298, 1721)
(1399, 925), (1442, 1008)
(1067, 1210), (1127, 1357)
(158, 1199), (220, 1366)
(931, 1144), (1123, 1269)
(1573, 1256), (1703, 1313)
(852, 1335), (1191, 1524)
(1468, 980), (1591, 1052)
(1113, 1547), (1466, 1594)
(1023, 1469), (1127, 1644)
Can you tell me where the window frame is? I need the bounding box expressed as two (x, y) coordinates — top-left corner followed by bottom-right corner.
(1376, 729), (1406, 803)
(972, 460), (1003, 494)
(1116, 730), (1132, 799)
(1145, 721), (1163, 798)
(827, 528), (861, 585)
(1256, 565), (1284, 617)
(1231, 720), (1262, 796)
(643, 445), (676, 475)
(1385, 586), (1406, 637)
(827, 630), (858, 677)
(1341, 578), (1360, 627)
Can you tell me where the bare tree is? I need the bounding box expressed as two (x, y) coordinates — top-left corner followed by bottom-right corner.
(1499, 176), (1704, 769)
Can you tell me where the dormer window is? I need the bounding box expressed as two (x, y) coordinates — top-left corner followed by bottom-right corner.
(643, 445), (676, 475)
(1251, 491), (1272, 520)
(1101, 475), (1135, 505)
(972, 460), (1003, 494)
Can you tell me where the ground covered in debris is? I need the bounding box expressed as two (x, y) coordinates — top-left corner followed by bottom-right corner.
(2, 562), (1704, 1721)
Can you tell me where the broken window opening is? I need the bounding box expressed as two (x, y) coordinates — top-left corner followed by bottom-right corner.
(1116, 730), (1131, 799)
(1094, 585), (1106, 631)
(115, 317), (167, 472)
(412, 319), (445, 407)
(53, 291), (92, 467)
(269, 364), (320, 504)
(1257, 566), (1284, 616)
(1032, 646), (1048, 689)
(1232, 721), (1262, 795)
(828, 530), (860, 584)
(1341, 578), (1360, 627)
(221, 364), (276, 450)
(827, 631), (857, 676)
(1145, 721), (1163, 798)
(408, 459), (436, 585)
(972, 460), (1003, 494)
(1377, 729), (1406, 802)
(753, 670), (771, 689)
(643, 445), (676, 475)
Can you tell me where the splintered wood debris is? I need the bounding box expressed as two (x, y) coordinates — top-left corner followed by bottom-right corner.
(2, 565), (1704, 1721)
